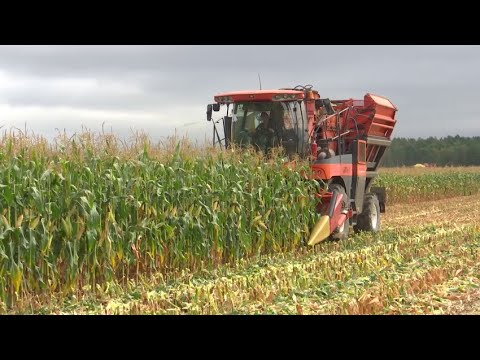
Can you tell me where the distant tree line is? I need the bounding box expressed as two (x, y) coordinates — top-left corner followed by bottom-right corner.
(381, 136), (480, 167)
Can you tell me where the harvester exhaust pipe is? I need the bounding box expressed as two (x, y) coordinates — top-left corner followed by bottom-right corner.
(307, 189), (348, 246)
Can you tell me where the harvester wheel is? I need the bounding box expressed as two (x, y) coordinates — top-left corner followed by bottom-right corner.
(329, 184), (349, 241)
(354, 194), (380, 233)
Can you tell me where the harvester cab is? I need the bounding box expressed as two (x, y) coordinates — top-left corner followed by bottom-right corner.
(206, 85), (398, 245)
(207, 89), (309, 157)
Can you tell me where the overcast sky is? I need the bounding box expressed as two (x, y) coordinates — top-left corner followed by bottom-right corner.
(0, 45), (478, 144)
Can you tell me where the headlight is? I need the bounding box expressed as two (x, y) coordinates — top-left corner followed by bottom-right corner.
(273, 94), (298, 101)
(214, 96), (233, 103)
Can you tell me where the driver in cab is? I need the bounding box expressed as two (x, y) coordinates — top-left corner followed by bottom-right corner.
(255, 112), (275, 134)
(252, 111), (276, 152)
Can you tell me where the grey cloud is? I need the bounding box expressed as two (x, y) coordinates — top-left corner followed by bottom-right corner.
(4, 85), (158, 112)
(0, 45), (479, 139)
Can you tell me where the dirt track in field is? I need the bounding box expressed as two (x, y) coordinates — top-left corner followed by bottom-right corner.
(383, 194), (480, 315)
(383, 193), (480, 230)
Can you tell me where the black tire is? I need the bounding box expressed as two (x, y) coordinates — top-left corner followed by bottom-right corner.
(328, 184), (350, 241)
(354, 194), (380, 233)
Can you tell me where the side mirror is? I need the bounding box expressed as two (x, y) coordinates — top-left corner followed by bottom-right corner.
(213, 103), (220, 112)
(207, 104), (213, 121)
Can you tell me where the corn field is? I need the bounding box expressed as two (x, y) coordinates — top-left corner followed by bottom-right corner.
(51, 195), (480, 315)
(375, 170), (480, 204)
(1, 131), (479, 314)
(0, 131), (320, 309)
